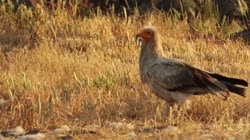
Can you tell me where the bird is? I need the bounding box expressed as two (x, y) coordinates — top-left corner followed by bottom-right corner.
(135, 26), (248, 112)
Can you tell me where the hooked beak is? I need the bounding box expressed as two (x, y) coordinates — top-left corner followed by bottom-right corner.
(135, 33), (143, 41)
(135, 33), (140, 41)
(134, 33), (142, 47)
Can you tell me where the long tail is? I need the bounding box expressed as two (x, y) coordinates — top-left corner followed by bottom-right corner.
(208, 73), (248, 97)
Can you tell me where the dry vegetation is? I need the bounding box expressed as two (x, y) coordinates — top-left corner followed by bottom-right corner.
(0, 3), (250, 140)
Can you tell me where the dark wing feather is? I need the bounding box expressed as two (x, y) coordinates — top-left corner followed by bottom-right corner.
(207, 73), (248, 86)
(206, 72), (248, 97)
(147, 60), (229, 97)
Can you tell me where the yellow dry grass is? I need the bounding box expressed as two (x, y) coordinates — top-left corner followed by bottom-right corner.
(0, 5), (249, 139)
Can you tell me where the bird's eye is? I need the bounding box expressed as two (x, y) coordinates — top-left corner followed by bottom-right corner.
(145, 31), (150, 35)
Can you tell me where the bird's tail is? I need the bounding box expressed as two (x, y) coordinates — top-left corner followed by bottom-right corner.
(208, 73), (248, 97)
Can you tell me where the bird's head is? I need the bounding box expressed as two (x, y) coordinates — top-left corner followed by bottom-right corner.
(135, 26), (156, 43)
(135, 26), (164, 56)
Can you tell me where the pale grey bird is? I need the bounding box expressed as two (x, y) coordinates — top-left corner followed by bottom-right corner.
(135, 26), (248, 112)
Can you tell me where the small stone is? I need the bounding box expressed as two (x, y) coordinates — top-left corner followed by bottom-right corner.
(1, 126), (25, 137)
(127, 132), (137, 139)
(108, 122), (135, 130)
(17, 133), (46, 140)
(147, 133), (154, 137)
(84, 124), (100, 132)
(166, 126), (178, 131)
(0, 98), (7, 105)
(228, 137), (236, 140)
(126, 124), (135, 130)
(161, 126), (181, 135)
(201, 134), (215, 139)
(52, 125), (71, 135)
(108, 122), (123, 129)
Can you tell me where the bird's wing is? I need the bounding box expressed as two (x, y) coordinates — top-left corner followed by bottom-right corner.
(146, 59), (229, 97)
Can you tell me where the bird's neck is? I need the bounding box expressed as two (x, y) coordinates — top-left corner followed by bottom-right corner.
(139, 39), (165, 63)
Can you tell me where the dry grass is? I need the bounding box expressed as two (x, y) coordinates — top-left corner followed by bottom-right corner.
(0, 4), (249, 139)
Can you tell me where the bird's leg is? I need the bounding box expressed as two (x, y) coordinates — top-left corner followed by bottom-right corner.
(166, 100), (191, 118)
(165, 101), (171, 115)
(176, 99), (191, 111)
(165, 101), (178, 117)
(181, 99), (192, 111)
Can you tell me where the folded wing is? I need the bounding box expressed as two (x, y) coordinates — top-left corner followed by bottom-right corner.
(146, 59), (247, 99)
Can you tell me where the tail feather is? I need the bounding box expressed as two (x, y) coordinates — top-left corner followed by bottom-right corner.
(208, 73), (248, 97)
(209, 73), (248, 86)
(225, 83), (246, 97)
